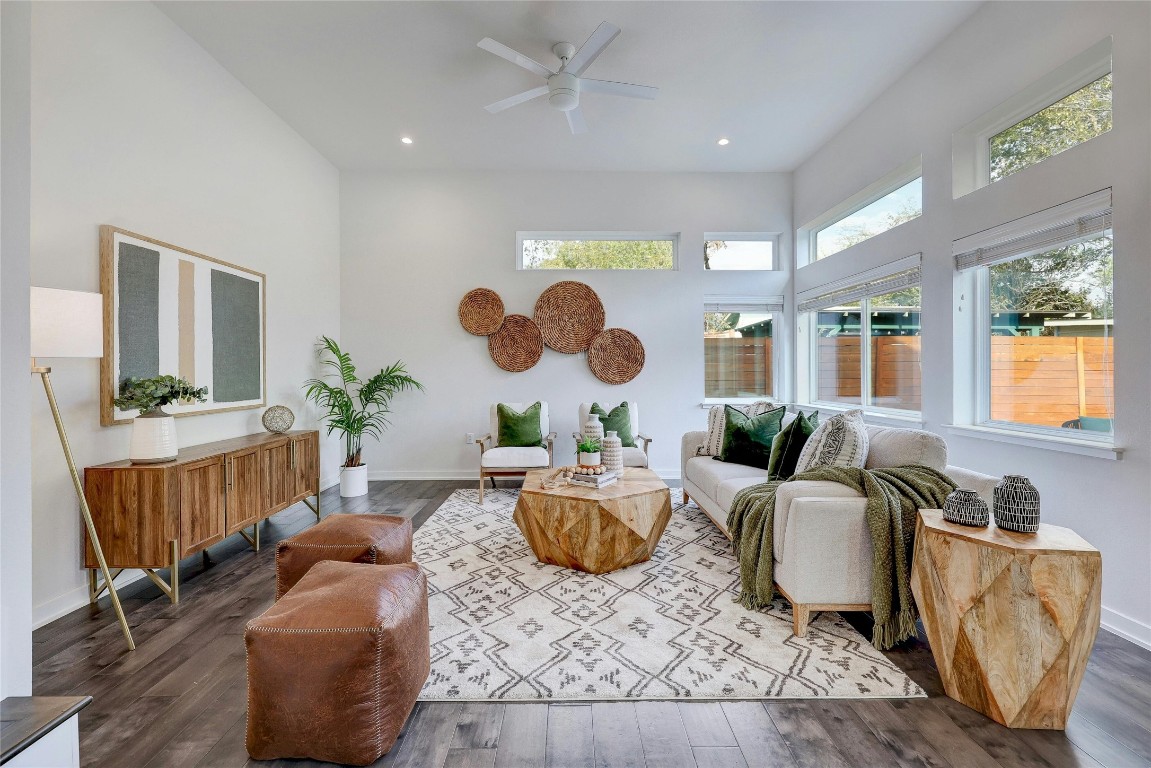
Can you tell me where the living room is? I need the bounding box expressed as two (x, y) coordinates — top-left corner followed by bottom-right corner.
(2, 1), (1149, 767)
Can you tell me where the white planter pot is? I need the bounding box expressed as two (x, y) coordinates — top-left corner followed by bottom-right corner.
(579, 451), (601, 468)
(340, 464), (369, 497)
(129, 407), (178, 464)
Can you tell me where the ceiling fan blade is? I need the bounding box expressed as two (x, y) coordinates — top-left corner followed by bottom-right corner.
(484, 86), (549, 114)
(477, 38), (554, 78)
(579, 78), (658, 101)
(565, 106), (588, 135)
(561, 21), (620, 77)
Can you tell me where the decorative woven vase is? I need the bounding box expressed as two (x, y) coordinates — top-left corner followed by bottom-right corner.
(582, 414), (604, 445)
(993, 475), (1040, 533)
(129, 406), (178, 464)
(602, 430), (623, 472)
(942, 489), (989, 527)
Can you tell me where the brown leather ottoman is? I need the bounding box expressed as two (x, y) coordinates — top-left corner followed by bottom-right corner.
(275, 513), (412, 599)
(246, 560), (430, 765)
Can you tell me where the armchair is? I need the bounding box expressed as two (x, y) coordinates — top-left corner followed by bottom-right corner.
(573, 402), (652, 468)
(477, 402), (555, 502)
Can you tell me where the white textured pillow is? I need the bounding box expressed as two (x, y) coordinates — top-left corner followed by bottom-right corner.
(794, 409), (869, 473)
(698, 401), (774, 456)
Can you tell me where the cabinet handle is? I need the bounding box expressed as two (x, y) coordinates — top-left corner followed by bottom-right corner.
(290, 441), (297, 470)
(228, 457), (234, 489)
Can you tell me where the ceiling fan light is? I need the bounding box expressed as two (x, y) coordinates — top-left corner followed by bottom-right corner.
(549, 89), (579, 111)
(717, 137), (730, 146)
(400, 136), (414, 145)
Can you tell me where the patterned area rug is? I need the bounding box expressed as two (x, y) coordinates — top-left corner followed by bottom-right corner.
(414, 488), (923, 701)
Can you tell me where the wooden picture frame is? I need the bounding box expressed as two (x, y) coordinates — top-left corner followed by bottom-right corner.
(100, 225), (267, 426)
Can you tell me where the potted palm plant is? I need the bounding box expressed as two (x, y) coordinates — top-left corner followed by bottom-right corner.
(114, 375), (208, 463)
(304, 336), (424, 497)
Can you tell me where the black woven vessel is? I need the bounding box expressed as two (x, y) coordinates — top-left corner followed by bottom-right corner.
(993, 475), (1040, 533)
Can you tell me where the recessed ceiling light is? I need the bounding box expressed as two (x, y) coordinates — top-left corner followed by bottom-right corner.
(717, 138), (730, 146)
(401, 136), (414, 145)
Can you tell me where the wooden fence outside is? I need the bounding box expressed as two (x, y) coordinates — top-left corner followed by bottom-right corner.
(705, 336), (772, 398)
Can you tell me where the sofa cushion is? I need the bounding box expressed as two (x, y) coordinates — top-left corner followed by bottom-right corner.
(685, 456), (768, 501)
(864, 426), (947, 471)
(716, 405), (786, 468)
(772, 480), (865, 561)
(716, 477), (770, 512)
(795, 410), (869, 473)
(481, 446), (549, 468)
(699, 401), (775, 456)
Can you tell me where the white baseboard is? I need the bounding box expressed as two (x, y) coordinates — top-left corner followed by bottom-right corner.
(320, 474), (340, 491)
(366, 469), (683, 481)
(1101, 606), (1151, 650)
(33, 570), (148, 630)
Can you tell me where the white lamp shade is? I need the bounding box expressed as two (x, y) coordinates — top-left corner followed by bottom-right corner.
(30, 287), (104, 359)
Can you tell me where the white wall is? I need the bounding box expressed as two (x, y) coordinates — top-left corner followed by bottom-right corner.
(340, 171), (790, 478)
(29, 2), (342, 628)
(792, 2), (1151, 647)
(1, 0), (33, 698)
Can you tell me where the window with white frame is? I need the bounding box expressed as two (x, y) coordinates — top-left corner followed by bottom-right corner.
(703, 297), (782, 400)
(517, 232), (677, 270)
(704, 233), (779, 270)
(953, 38), (1112, 198)
(954, 191), (1113, 436)
(799, 158), (923, 265)
(798, 261), (922, 412)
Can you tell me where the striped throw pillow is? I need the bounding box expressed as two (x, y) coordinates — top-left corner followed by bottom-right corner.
(698, 401), (775, 456)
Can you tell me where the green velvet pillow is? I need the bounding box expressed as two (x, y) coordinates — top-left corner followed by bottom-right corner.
(715, 405), (786, 469)
(496, 402), (545, 448)
(768, 410), (819, 481)
(590, 402), (636, 447)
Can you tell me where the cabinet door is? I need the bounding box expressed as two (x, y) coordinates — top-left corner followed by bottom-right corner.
(291, 433), (318, 502)
(226, 447), (263, 534)
(262, 440), (292, 517)
(178, 456), (226, 557)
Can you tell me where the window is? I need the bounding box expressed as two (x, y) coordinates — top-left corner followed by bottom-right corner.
(704, 233), (778, 270)
(989, 73), (1111, 183)
(517, 232), (677, 270)
(799, 263), (922, 412)
(954, 192), (1113, 436)
(703, 298), (781, 399)
(815, 178), (922, 261)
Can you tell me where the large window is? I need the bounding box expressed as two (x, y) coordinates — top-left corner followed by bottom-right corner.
(800, 265), (922, 412)
(704, 233), (778, 270)
(518, 232), (677, 270)
(955, 193), (1113, 436)
(703, 299), (779, 399)
(815, 178), (922, 260)
(989, 73), (1112, 183)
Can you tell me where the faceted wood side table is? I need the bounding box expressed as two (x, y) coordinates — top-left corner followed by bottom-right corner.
(514, 468), (672, 574)
(910, 509), (1101, 729)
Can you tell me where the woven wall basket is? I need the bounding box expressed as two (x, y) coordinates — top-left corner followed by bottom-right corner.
(488, 314), (544, 372)
(458, 288), (505, 336)
(588, 328), (645, 384)
(533, 281), (606, 353)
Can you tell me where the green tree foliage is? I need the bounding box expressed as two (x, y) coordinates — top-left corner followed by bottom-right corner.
(526, 239), (673, 269)
(704, 240), (726, 269)
(990, 237), (1112, 319)
(816, 201), (921, 260)
(704, 311), (738, 334)
(989, 74), (1111, 182)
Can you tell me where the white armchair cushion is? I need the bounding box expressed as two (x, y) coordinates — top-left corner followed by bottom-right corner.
(489, 402), (549, 445)
(622, 447), (648, 468)
(481, 446), (550, 468)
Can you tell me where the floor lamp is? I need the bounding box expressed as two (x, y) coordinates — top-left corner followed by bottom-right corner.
(31, 287), (135, 651)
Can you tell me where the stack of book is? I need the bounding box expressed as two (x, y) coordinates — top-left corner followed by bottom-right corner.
(569, 469), (619, 489)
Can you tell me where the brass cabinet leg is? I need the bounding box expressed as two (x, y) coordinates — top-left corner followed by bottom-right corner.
(88, 569), (98, 604)
(239, 523), (260, 551)
(170, 539), (179, 604)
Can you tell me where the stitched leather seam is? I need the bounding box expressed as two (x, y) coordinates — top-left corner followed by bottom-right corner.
(247, 627), (383, 634)
(375, 633), (384, 754)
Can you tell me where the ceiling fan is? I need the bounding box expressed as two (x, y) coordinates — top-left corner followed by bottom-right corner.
(477, 21), (658, 134)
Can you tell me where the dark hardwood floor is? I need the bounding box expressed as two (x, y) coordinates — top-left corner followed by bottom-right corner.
(32, 480), (1151, 768)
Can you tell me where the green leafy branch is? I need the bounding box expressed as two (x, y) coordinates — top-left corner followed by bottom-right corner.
(114, 375), (208, 415)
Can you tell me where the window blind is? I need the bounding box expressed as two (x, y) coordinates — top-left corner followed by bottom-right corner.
(704, 296), (784, 313)
(797, 268), (920, 313)
(954, 210), (1112, 271)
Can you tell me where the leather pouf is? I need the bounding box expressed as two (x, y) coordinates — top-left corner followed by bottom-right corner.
(246, 561), (430, 766)
(275, 513), (412, 599)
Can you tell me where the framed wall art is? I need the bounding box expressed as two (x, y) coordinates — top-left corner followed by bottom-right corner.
(100, 225), (266, 426)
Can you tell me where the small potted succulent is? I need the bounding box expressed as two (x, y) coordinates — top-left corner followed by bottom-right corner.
(577, 436), (602, 468)
(114, 375), (208, 463)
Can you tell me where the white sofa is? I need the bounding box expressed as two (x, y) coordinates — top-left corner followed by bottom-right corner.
(681, 414), (998, 636)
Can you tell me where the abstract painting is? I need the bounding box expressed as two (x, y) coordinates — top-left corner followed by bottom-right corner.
(100, 225), (265, 425)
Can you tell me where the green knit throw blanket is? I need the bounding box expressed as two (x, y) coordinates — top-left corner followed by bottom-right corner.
(726, 465), (956, 650)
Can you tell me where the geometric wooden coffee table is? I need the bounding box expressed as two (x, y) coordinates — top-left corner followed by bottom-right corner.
(513, 468), (672, 574)
(910, 509), (1102, 729)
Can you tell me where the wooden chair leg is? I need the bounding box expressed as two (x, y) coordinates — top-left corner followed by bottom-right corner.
(792, 603), (810, 637)
(479, 473), (484, 504)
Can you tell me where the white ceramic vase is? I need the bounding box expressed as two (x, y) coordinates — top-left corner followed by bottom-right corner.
(578, 451), (601, 468)
(602, 430), (624, 472)
(129, 406), (178, 464)
(582, 415), (604, 445)
(340, 464), (369, 497)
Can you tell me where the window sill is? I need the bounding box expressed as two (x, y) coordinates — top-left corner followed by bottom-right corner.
(698, 398), (774, 409)
(944, 424), (1122, 461)
(794, 402), (924, 429)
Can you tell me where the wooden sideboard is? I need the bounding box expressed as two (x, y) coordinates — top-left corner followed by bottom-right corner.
(83, 431), (320, 604)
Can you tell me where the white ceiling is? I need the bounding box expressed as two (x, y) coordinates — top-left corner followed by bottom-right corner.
(158, 1), (981, 172)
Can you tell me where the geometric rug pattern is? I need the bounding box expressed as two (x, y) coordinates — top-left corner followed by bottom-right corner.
(414, 488), (924, 701)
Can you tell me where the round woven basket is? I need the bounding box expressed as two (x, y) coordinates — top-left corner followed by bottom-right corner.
(458, 288), (505, 336)
(587, 328), (645, 384)
(488, 314), (544, 372)
(533, 281), (606, 353)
